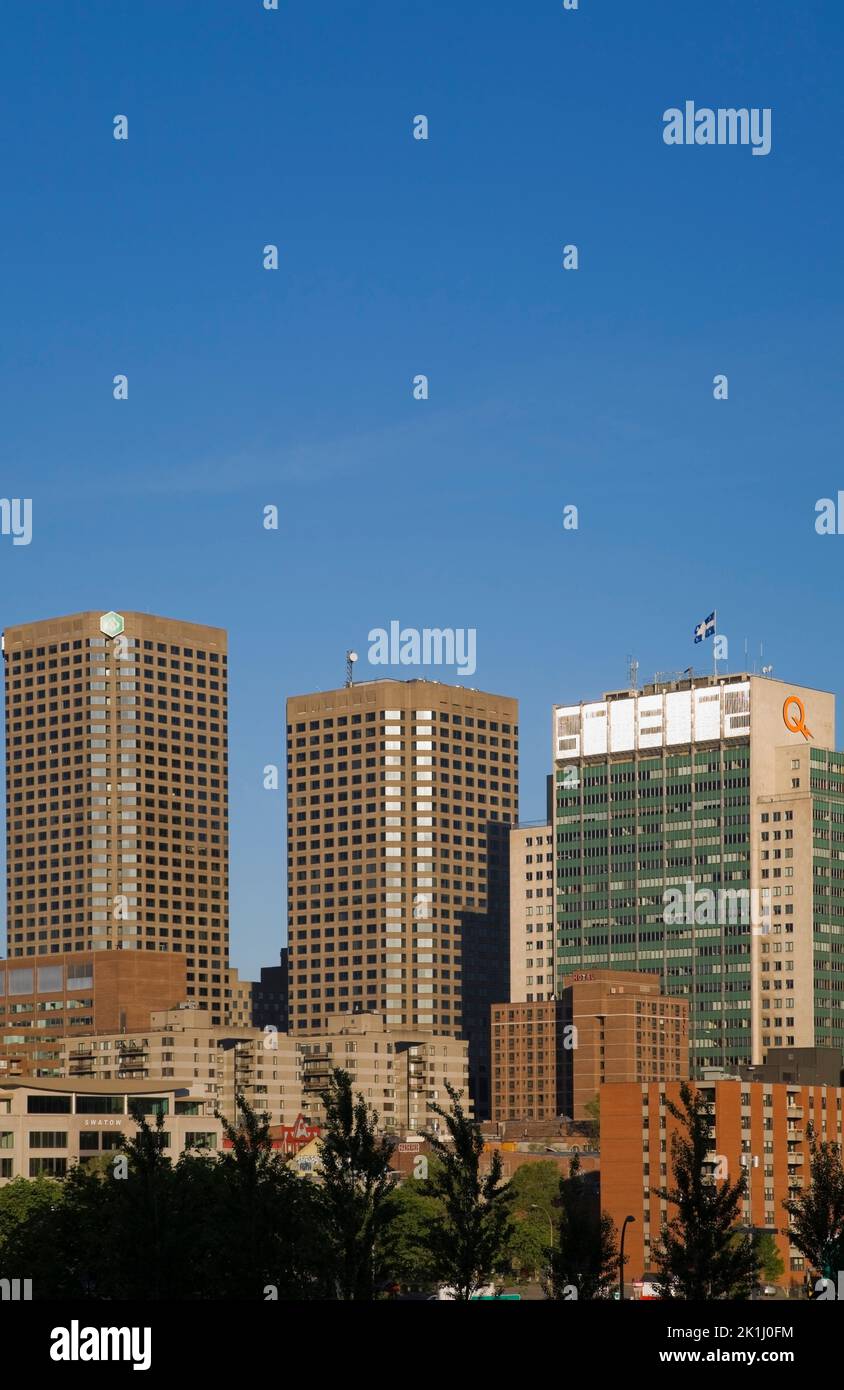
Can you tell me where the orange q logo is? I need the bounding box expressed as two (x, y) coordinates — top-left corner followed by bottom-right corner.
(783, 696), (813, 740)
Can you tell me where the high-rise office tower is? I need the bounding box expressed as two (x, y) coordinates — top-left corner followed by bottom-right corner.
(553, 671), (844, 1073)
(3, 610), (229, 1024)
(286, 678), (517, 1113)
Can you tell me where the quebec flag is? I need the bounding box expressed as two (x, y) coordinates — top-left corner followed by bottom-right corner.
(693, 612), (716, 644)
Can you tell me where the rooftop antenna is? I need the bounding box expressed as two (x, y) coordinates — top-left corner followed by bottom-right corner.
(345, 649), (358, 688)
(627, 654), (639, 691)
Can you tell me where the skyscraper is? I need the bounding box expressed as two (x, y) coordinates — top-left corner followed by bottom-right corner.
(553, 671), (844, 1072)
(285, 677), (517, 1113)
(3, 610), (229, 1024)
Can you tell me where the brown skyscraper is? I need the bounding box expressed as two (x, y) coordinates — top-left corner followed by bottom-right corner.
(3, 610), (229, 1024)
(286, 678), (517, 1114)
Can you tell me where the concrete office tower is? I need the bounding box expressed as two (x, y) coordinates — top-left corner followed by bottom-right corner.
(3, 611), (229, 1024)
(553, 672), (844, 1073)
(286, 678), (517, 1115)
(509, 822), (554, 1002)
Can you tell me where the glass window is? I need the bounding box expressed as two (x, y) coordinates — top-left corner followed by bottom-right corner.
(9, 969), (34, 996)
(27, 1096), (71, 1114)
(37, 965), (63, 994)
(67, 963), (94, 991)
(184, 1132), (217, 1149)
(29, 1158), (67, 1177)
(132, 1098), (169, 1116)
(75, 1095), (124, 1115)
(29, 1131), (68, 1149)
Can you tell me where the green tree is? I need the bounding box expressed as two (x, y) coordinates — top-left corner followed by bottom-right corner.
(377, 1178), (443, 1290)
(508, 1161), (561, 1279)
(782, 1125), (844, 1284)
(212, 1095), (329, 1299)
(0, 1175), (63, 1251)
(316, 1068), (398, 1300)
(651, 1082), (758, 1300)
(547, 1153), (618, 1299)
(423, 1083), (514, 1299)
(754, 1232), (785, 1285)
(583, 1093), (601, 1149)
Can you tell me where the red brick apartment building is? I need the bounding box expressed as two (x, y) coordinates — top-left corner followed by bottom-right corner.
(602, 1079), (842, 1288)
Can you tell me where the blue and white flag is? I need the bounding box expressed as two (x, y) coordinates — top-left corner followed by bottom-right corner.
(693, 611), (716, 644)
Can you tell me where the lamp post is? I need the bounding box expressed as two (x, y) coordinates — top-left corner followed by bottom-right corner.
(619, 1215), (635, 1301)
(530, 1204), (555, 1288)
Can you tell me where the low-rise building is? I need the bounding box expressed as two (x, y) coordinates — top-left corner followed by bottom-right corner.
(0, 1077), (222, 1183)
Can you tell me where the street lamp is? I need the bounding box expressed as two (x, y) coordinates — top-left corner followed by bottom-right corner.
(530, 1204), (555, 1288)
(619, 1215), (635, 1301)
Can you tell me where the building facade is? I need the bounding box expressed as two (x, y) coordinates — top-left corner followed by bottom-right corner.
(0, 1077), (223, 1184)
(286, 678), (517, 1114)
(602, 1077), (844, 1288)
(298, 1011), (470, 1135)
(553, 672), (844, 1072)
(491, 970), (688, 1123)
(58, 1006), (301, 1126)
(0, 950), (187, 1079)
(509, 823), (554, 1002)
(252, 951), (289, 1033)
(3, 610), (230, 1024)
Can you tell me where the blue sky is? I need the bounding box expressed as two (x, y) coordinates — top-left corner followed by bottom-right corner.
(1, 0), (842, 978)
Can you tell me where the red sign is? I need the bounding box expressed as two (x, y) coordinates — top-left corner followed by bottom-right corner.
(222, 1112), (320, 1157)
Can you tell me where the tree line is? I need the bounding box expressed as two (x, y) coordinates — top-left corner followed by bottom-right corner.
(0, 1075), (841, 1299)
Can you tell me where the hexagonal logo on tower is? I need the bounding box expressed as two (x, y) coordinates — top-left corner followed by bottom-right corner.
(99, 611), (125, 639)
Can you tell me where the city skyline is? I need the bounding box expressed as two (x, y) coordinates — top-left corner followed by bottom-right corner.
(2, 1), (844, 979)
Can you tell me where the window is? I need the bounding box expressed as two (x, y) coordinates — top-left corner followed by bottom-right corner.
(76, 1096), (124, 1115)
(37, 965), (63, 994)
(184, 1132), (217, 1150)
(29, 1131), (68, 1149)
(67, 963), (94, 991)
(27, 1096), (71, 1114)
(29, 1158), (67, 1177)
(132, 1098), (169, 1117)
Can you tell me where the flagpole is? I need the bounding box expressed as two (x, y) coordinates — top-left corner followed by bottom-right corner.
(713, 610), (718, 677)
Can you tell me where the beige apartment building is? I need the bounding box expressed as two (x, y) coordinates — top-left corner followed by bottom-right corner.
(286, 678), (517, 1114)
(0, 1077), (223, 1183)
(297, 1011), (470, 1135)
(553, 671), (844, 1071)
(11, 1003), (465, 1139)
(3, 610), (230, 1024)
(57, 1006), (300, 1127)
(509, 822), (554, 1002)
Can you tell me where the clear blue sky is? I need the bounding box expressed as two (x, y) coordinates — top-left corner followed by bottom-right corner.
(1, 1), (842, 978)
